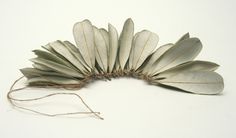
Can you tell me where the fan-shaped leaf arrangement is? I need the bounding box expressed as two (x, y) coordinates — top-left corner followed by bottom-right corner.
(20, 18), (224, 95)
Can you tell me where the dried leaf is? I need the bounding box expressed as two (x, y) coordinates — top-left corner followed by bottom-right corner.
(142, 43), (173, 74)
(108, 23), (118, 72)
(156, 71), (224, 95)
(33, 49), (75, 70)
(131, 30), (159, 70)
(118, 18), (134, 70)
(49, 40), (88, 74)
(128, 32), (140, 70)
(30, 58), (83, 78)
(155, 60), (219, 79)
(93, 27), (108, 72)
(151, 38), (202, 75)
(20, 68), (70, 78)
(63, 41), (91, 72)
(73, 19), (95, 69)
(100, 28), (109, 53)
(32, 63), (53, 71)
(27, 76), (81, 85)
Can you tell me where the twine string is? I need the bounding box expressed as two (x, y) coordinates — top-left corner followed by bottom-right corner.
(7, 76), (104, 120)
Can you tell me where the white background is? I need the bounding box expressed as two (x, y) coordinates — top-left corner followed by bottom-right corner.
(0, 0), (236, 137)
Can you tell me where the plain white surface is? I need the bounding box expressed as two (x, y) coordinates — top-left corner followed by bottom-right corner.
(0, 0), (235, 137)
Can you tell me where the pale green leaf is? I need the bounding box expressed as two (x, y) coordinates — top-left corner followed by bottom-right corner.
(155, 60), (219, 79)
(30, 58), (83, 78)
(108, 23), (119, 72)
(151, 38), (202, 75)
(49, 40), (87, 74)
(132, 30), (159, 70)
(73, 19), (95, 69)
(93, 27), (108, 72)
(118, 18), (134, 70)
(142, 43), (173, 74)
(27, 76), (81, 85)
(156, 71), (224, 95)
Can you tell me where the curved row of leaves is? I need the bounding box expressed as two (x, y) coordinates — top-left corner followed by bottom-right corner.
(21, 18), (224, 95)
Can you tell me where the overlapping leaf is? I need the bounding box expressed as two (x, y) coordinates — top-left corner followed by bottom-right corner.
(155, 71), (224, 95)
(73, 20), (95, 69)
(150, 37), (202, 75)
(30, 58), (83, 78)
(155, 60), (219, 79)
(142, 43), (173, 74)
(49, 40), (88, 74)
(93, 27), (108, 72)
(118, 18), (134, 70)
(130, 30), (159, 70)
(108, 23), (118, 72)
(128, 32), (140, 70)
(27, 76), (82, 85)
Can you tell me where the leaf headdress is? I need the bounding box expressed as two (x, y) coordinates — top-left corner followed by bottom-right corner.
(8, 18), (224, 119)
